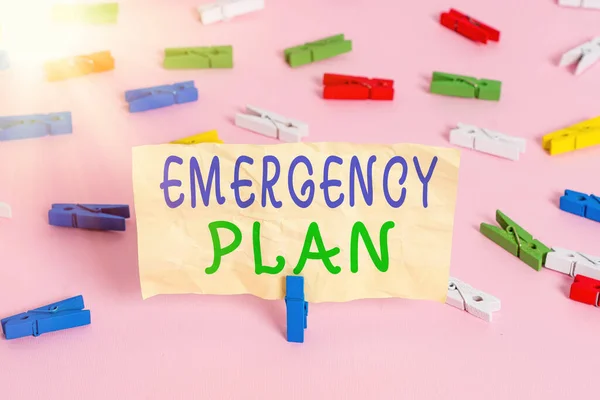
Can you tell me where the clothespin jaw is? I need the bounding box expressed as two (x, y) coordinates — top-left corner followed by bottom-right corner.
(559, 189), (600, 222)
(51, 3), (119, 24)
(0, 112), (72, 142)
(480, 210), (551, 271)
(284, 34), (352, 68)
(163, 46), (233, 69)
(235, 105), (309, 142)
(125, 81), (198, 113)
(570, 275), (600, 307)
(449, 123), (526, 161)
(440, 9), (500, 44)
(430, 72), (501, 101)
(285, 276), (308, 343)
(322, 73), (394, 100)
(170, 130), (223, 144)
(1, 295), (91, 340)
(197, 0), (265, 25)
(446, 277), (500, 322)
(0, 50), (9, 70)
(44, 51), (114, 81)
(542, 116), (600, 155)
(48, 204), (130, 231)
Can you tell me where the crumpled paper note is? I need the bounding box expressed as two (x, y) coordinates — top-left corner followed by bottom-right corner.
(132, 142), (460, 303)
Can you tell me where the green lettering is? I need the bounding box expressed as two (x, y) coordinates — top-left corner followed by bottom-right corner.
(253, 221), (286, 274)
(293, 222), (341, 275)
(350, 221), (395, 273)
(205, 221), (242, 274)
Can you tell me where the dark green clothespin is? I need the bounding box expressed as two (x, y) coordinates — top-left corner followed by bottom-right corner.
(284, 34), (352, 68)
(480, 210), (550, 271)
(430, 71), (501, 101)
(163, 46), (233, 69)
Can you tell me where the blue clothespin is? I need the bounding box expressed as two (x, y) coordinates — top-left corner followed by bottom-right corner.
(285, 275), (308, 343)
(0, 112), (72, 141)
(48, 204), (130, 231)
(1, 295), (91, 340)
(0, 50), (9, 70)
(560, 189), (600, 223)
(125, 81), (198, 113)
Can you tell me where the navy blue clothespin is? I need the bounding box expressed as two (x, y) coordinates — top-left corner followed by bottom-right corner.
(0, 50), (9, 70)
(125, 81), (198, 113)
(285, 275), (308, 343)
(0, 112), (72, 141)
(1, 295), (91, 340)
(48, 204), (130, 231)
(560, 190), (600, 223)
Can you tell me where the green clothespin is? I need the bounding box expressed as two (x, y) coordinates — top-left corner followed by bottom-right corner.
(163, 46), (233, 69)
(430, 71), (501, 101)
(284, 34), (352, 68)
(480, 210), (551, 271)
(51, 3), (119, 24)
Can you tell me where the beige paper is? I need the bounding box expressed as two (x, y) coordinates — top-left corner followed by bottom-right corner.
(132, 142), (460, 303)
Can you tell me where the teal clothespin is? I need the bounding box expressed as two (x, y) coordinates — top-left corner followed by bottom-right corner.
(430, 71), (501, 101)
(480, 210), (551, 271)
(163, 46), (233, 69)
(284, 34), (352, 68)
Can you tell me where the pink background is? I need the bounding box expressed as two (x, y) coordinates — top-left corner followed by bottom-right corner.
(1, 0), (599, 398)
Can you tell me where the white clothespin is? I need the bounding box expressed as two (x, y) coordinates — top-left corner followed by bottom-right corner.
(446, 277), (501, 322)
(449, 123), (526, 161)
(0, 202), (11, 218)
(560, 37), (600, 75)
(544, 247), (600, 280)
(197, 0), (264, 25)
(558, 0), (600, 9)
(235, 105), (309, 143)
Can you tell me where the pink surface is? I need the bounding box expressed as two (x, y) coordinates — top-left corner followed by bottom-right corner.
(1, 0), (600, 398)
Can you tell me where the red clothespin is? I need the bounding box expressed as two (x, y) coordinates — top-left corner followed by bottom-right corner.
(440, 9), (500, 44)
(570, 275), (600, 307)
(322, 73), (394, 100)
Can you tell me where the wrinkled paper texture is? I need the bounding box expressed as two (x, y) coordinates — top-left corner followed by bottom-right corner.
(132, 142), (460, 302)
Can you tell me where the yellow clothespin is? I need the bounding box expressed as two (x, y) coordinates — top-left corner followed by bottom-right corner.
(543, 116), (600, 155)
(170, 130), (223, 144)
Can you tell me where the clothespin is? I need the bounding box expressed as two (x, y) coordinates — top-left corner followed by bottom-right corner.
(48, 204), (130, 231)
(542, 116), (600, 155)
(480, 210), (551, 271)
(559, 37), (600, 75)
(235, 105), (308, 142)
(322, 73), (394, 100)
(51, 3), (119, 24)
(559, 189), (600, 222)
(171, 130), (223, 144)
(430, 71), (501, 101)
(569, 275), (600, 307)
(163, 46), (233, 69)
(559, 0), (600, 10)
(285, 276), (308, 343)
(1, 295), (91, 340)
(44, 51), (114, 81)
(449, 123), (526, 161)
(0, 202), (11, 218)
(197, 0), (264, 25)
(0, 50), (8, 70)
(446, 277), (501, 322)
(440, 9), (500, 44)
(0, 112), (72, 142)
(545, 247), (600, 280)
(284, 34), (352, 68)
(125, 81), (198, 113)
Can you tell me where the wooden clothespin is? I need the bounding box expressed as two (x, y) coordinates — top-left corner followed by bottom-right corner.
(48, 204), (131, 231)
(197, 0), (264, 25)
(570, 275), (600, 307)
(430, 71), (501, 101)
(559, 37), (600, 75)
(480, 210), (551, 271)
(449, 123), (526, 161)
(322, 73), (394, 100)
(284, 34), (352, 68)
(235, 105), (308, 142)
(559, 189), (600, 223)
(545, 247), (600, 280)
(0, 112), (72, 141)
(446, 277), (501, 322)
(542, 116), (600, 155)
(559, 0), (600, 11)
(44, 51), (114, 81)
(440, 9), (500, 44)
(163, 46), (233, 69)
(51, 3), (119, 24)
(170, 130), (223, 144)
(125, 81), (198, 113)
